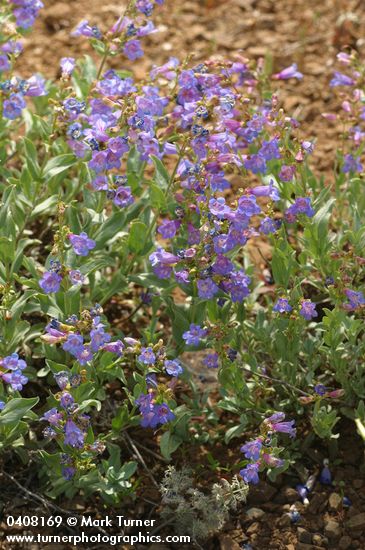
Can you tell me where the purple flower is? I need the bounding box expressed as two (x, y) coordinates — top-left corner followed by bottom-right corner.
(240, 462), (260, 484)
(64, 419), (85, 449)
(60, 57), (76, 76)
(265, 412), (296, 438)
(60, 392), (75, 410)
(3, 93), (26, 119)
(342, 154), (362, 174)
(240, 439), (263, 461)
(244, 154), (267, 174)
(69, 232), (96, 256)
(158, 219), (180, 239)
(75, 345), (94, 365)
(197, 278), (219, 299)
(54, 371), (69, 390)
(175, 270), (190, 284)
(250, 181), (280, 201)
(113, 186), (134, 208)
(103, 340), (125, 355)
(123, 39), (143, 61)
(237, 195), (261, 216)
(344, 289), (365, 309)
(182, 324), (207, 346)
(0, 401), (5, 410)
(90, 327), (111, 352)
(164, 359), (183, 377)
(330, 72), (355, 87)
(208, 197), (231, 219)
(262, 454), (284, 468)
(149, 247), (179, 266)
(39, 271), (62, 294)
(1, 353), (26, 371)
(259, 138), (281, 161)
(314, 384), (327, 396)
(72, 20), (102, 39)
(212, 255), (234, 276)
(203, 352), (219, 369)
(260, 217), (278, 235)
(285, 197), (314, 222)
(152, 403), (175, 426)
(273, 63), (303, 80)
(0, 55), (10, 73)
(42, 407), (63, 426)
(138, 346), (156, 365)
(69, 270), (85, 286)
(299, 300), (318, 321)
(62, 466), (76, 480)
(279, 164), (296, 181)
(273, 298), (292, 313)
(62, 333), (84, 356)
(2, 370), (28, 391)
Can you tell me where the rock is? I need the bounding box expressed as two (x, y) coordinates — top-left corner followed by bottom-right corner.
(312, 534), (327, 547)
(346, 512), (365, 530)
(219, 535), (242, 550)
(248, 481), (277, 504)
(324, 520), (341, 540)
(308, 493), (327, 514)
(338, 535), (352, 549)
(297, 527), (312, 544)
(245, 507), (265, 521)
(277, 513), (291, 528)
(295, 544), (315, 550)
(246, 521), (260, 535)
(276, 487), (299, 504)
(328, 492), (342, 511)
(352, 479), (363, 489)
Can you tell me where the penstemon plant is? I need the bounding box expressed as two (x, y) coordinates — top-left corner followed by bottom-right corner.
(0, 0), (364, 522)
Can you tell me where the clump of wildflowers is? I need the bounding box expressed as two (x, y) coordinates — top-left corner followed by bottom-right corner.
(239, 413), (295, 484)
(0, 353), (28, 391)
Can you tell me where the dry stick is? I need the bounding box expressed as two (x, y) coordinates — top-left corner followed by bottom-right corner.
(133, 440), (169, 463)
(239, 364), (311, 397)
(1, 470), (110, 538)
(124, 432), (159, 488)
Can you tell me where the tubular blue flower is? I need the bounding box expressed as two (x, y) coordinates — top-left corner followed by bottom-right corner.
(330, 72), (355, 87)
(342, 154), (363, 174)
(69, 270), (85, 286)
(113, 186), (134, 208)
(164, 359), (184, 377)
(0, 55), (10, 73)
(60, 57), (76, 76)
(39, 271), (62, 294)
(123, 39), (143, 61)
(208, 197), (231, 219)
(2, 370), (28, 391)
(54, 371), (70, 390)
(1, 353), (27, 371)
(182, 324), (208, 346)
(69, 232), (96, 256)
(138, 347), (156, 365)
(344, 289), (365, 309)
(203, 352), (219, 369)
(299, 300), (318, 321)
(90, 327), (111, 352)
(264, 412), (296, 438)
(3, 93), (26, 119)
(240, 439), (263, 461)
(64, 419), (85, 449)
(62, 333), (84, 356)
(0, 401), (5, 410)
(42, 408), (63, 426)
(197, 278), (219, 299)
(239, 462), (260, 484)
(75, 345), (94, 365)
(158, 219), (181, 239)
(62, 466), (76, 480)
(273, 63), (303, 80)
(273, 298), (292, 313)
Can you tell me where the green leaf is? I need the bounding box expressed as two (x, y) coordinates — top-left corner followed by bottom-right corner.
(128, 220), (148, 253)
(43, 154), (77, 178)
(160, 431), (182, 460)
(0, 397), (39, 426)
(151, 156), (170, 189)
